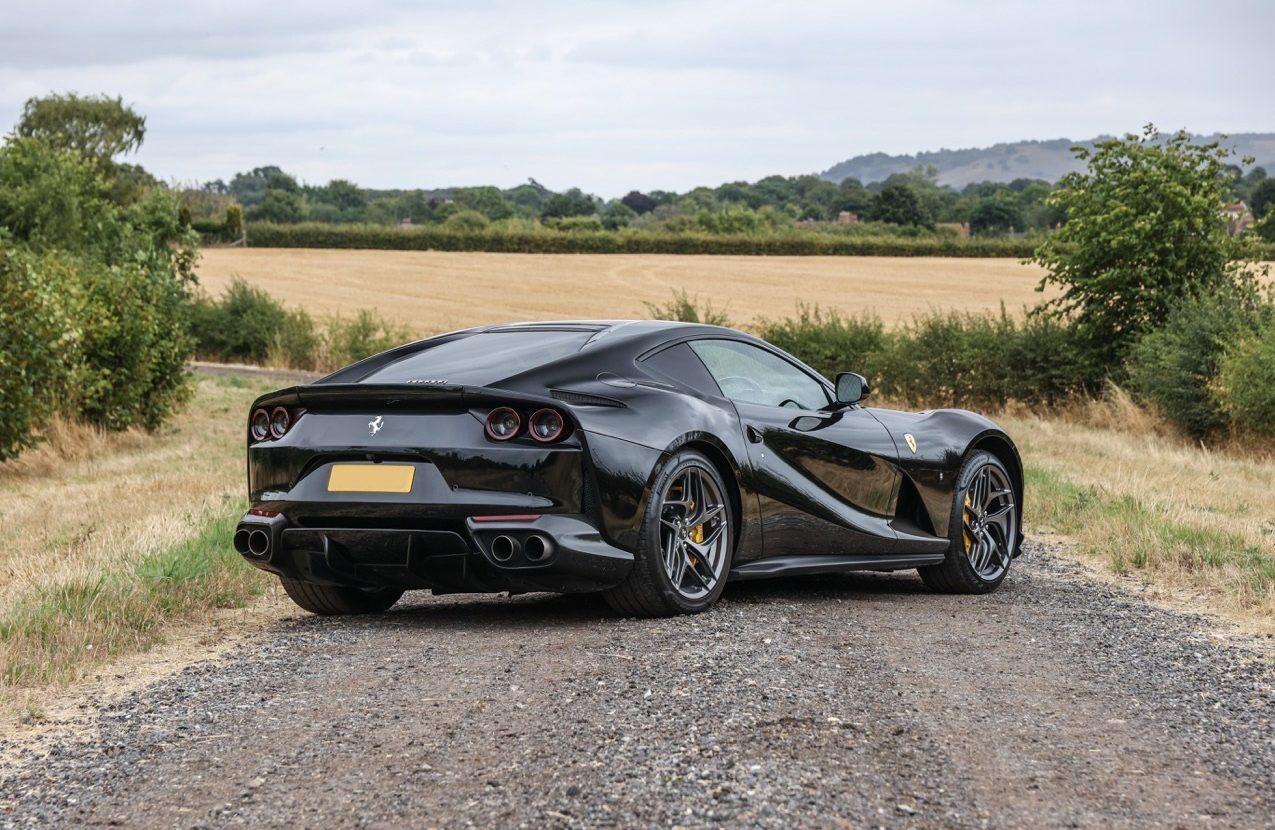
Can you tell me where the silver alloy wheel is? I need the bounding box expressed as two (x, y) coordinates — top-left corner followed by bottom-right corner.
(962, 463), (1017, 581)
(658, 464), (730, 600)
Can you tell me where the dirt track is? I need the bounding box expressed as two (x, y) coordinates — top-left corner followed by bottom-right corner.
(1, 543), (1272, 829)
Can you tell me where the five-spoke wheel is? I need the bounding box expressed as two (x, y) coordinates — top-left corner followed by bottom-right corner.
(658, 465), (730, 601)
(603, 449), (735, 616)
(919, 450), (1018, 593)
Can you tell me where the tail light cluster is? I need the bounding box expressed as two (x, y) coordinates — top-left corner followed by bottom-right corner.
(250, 406), (304, 443)
(485, 406), (570, 444)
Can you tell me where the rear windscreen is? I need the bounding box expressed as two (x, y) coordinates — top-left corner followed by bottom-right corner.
(361, 330), (594, 386)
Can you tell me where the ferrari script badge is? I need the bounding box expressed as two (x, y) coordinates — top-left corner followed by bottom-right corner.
(904, 433), (917, 454)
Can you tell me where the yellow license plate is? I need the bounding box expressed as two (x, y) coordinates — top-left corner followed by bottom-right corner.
(327, 464), (415, 493)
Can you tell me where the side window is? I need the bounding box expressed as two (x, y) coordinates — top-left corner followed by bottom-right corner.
(641, 343), (723, 397)
(689, 340), (828, 411)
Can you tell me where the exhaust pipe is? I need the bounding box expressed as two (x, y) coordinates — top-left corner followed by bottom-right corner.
(490, 535), (519, 563)
(233, 528), (252, 555)
(247, 529), (271, 558)
(523, 534), (553, 563)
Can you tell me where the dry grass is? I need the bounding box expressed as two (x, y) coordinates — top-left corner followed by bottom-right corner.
(0, 374), (275, 709)
(998, 392), (1275, 631)
(197, 248), (1058, 336)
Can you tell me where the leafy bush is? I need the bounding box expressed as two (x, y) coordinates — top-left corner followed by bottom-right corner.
(1217, 318), (1275, 436)
(268, 310), (321, 371)
(747, 303), (1098, 410)
(0, 135), (196, 456)
(322, 310), (412, 369)
(189, 280), (410, 371)
(189, 279), (289, 364)
(0, 247), (78, 459)
(442, 209), (489, 232)
(755, 305), (887, 380)
(644, 289), (731, 327)
(76, 260), (193, 430)
(1127, 291), (1266, 438)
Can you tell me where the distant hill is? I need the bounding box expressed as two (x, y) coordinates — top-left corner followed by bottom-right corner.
(818, 133), (1275, 188)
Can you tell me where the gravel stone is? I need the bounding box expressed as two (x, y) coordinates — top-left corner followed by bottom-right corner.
(0, 541), (1271, 828)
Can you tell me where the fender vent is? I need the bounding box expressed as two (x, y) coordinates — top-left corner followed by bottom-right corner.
(895, 475), (937, 536)
(550, 389), (625, 408)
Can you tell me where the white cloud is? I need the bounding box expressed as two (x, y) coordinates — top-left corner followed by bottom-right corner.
(1, 0), (1270, 195)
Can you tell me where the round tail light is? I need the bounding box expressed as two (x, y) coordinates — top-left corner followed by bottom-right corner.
(528, 408), (565, 443)
(485, 407), (521, 441)
(250, 408), (271, 442)
(269, 406), (291, 439)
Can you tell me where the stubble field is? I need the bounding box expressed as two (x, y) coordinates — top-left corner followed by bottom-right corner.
(196, 248), (1056, 334)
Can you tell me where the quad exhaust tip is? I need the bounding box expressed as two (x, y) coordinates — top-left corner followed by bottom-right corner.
(523, 534), (552, 562)
(247, 529), (271, 557)
(490, 535), (519, 562)
(233, 528), (251, 555)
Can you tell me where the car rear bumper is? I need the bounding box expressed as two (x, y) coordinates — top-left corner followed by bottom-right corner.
(233, 511), (633, 594)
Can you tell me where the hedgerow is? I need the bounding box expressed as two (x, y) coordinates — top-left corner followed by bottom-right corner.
(243, 222), (1042, 257)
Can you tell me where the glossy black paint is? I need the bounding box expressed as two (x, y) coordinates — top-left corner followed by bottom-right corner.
(237, 320), (1023, 594)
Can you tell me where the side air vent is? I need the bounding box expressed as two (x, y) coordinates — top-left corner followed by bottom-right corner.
(550, 389), (626, 408)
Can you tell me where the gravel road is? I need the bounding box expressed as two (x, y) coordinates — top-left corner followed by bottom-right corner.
(2, 542), (1272, 829)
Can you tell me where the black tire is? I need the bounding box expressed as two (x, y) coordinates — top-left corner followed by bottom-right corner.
(279, 576), (404, 615)
(918, 450), (1017, 594)
(603, 449), (735, 617)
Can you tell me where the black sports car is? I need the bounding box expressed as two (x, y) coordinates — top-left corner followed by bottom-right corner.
(234, 321), (1023, 617)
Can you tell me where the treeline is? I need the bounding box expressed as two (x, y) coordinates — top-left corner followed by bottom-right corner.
(185, 151), (1275, 250)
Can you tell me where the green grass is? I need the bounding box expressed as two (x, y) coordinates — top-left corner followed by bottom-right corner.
(0, 501), (267, 689)
(1026, 465), (1275, 611)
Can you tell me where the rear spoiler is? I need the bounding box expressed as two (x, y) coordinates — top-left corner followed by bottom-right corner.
(252, 383), (563, 412)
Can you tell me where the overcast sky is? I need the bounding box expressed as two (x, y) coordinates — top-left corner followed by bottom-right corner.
(1, 0), (1271, 196)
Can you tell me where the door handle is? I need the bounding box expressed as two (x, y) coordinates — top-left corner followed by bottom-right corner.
(746, 425), (763, 444)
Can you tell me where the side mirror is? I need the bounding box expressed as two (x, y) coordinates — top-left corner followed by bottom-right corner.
(834, 372), (870, 406)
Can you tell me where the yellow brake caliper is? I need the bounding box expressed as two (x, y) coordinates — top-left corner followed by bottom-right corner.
(963, 493), (974, 557)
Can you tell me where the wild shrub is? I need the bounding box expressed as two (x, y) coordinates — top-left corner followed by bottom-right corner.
(1127, 290), (1267, 438)
(322, 310), (413, 369)
(0, 247), (79, 459)
(441, 210), (489, 232)
(754, 305), (888, 380)
(77, 260), (193, 430)
(1216, 317), (1275, 436)
(269, 310), (322, 371)
(644, 289), (731, 327)
(749, 303), (1096, 410)
(188, 279), (289, 364)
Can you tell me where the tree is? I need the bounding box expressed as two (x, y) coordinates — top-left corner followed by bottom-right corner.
(1250, 178), (1275, 219)
(15, 93), (145, 164)
(969, 197), (1025, 235)
(252, 188), (304, 223)
(321, 179), (367, 212)
(869, 182), (931, 227)
(454, 186), (512, 220)
(1029, 126), (1262, 364)
(621, 190), (658, 215)
(0, 137), (111, 251)
(836, 178), (870, 215)
(601, 201), (636, 230)
(540, 188), (596, 219)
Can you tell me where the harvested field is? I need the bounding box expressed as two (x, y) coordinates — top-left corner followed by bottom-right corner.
(197, 248), (1056, 335)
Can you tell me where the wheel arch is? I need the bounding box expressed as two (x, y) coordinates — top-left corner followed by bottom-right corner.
(966, 431), (1025, 555)
(676, 436), (745, 554)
